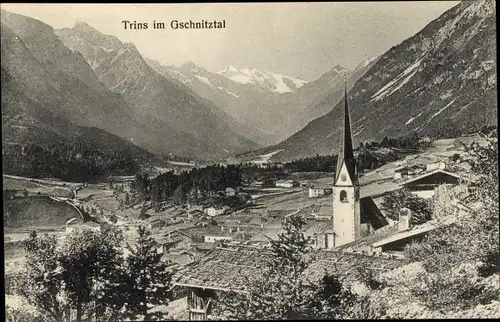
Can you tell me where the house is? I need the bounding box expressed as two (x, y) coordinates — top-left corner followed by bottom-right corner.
(187, 209), (204, 220)
(371, 217), (455, 255)
(162, 228), (197, 251)
(262, 178), (276, 187)
(225, 187), (236, 197)
(393, 164), (427, 180)
(275, 180), (299, 188)
(251, 181), (263, 188)
(172, 247), (403, 320)
(175, 225), (244, 244)
(308, 187), (333, 198)
(275, 163), (285, 170)
(309, 187), (325, 198)
(399, 168), (474, 199)
(303, 220), (335, 249)
(205, 206), (228, 217)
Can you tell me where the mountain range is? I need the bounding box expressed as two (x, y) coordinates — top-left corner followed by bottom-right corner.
(145, 57), (378, 145)
(256, 0), (497, 160)
(1, 0), (497, 165)
(1, 11), (259, 161)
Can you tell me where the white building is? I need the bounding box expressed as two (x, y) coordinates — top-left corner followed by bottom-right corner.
(308, 187), (332, 198)
(225, 187), (236, 197)
(206, 206), (227, 217)
(204, 235), (233, 243)
(332, 86), (390, 248)
(275, 180), (299, 188)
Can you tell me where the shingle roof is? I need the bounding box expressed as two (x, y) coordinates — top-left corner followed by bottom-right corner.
(173, 247), (274, 292)
(301, 250), (403, 284)
(173, 247), (403, 292)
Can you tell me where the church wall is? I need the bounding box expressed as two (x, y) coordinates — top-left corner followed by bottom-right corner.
(333, 163), (360, 247)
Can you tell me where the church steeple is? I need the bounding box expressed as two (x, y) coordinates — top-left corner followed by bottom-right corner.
(332, 76), (361, 248)
(335, 79), (357, 184)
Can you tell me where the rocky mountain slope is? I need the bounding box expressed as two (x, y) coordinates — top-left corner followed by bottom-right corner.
(1, 63), (154, 162)
(1, 10), (258, 161)
(261, 0), (497, 160)
(57, 20), (373, 146)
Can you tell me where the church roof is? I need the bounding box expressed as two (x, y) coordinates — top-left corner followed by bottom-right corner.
(335, 84), (357, 184)
(360, 196), (389, 229)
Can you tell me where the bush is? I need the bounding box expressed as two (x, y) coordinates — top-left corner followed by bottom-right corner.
(404, 129), (499, 312)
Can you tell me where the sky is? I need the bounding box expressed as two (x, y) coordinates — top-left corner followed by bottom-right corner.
(1, 2), (459, 80)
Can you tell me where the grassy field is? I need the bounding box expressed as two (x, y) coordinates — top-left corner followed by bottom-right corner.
(4, 196), (81, 231)
(3, 175), (73, 197)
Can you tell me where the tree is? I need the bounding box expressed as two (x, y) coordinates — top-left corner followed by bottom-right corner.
(23, 189), (29, 198)
(381, 188), (433, 225)
(58, 227), (125, 322)
(14, 231), (67, 322)
(213, 215), (359, 320)
(122, 226), (173, 321)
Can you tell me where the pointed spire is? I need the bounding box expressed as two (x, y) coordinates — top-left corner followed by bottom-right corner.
(335, 78), (357, 184)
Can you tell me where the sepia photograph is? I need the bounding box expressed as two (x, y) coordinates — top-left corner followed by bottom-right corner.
(1, 1), (498, 321)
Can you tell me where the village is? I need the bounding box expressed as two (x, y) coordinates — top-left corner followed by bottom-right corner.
(3, 101), (487, 320)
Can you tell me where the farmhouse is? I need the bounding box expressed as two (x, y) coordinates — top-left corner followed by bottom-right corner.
(275, 179), (300, 188)
(399, 166), (474, 199)
(173, 246), (403, 320)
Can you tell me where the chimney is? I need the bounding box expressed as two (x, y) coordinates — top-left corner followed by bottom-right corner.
(399, 208), (411, 231)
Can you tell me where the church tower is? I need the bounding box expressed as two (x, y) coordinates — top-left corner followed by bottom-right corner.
(333, 81), (361, 247)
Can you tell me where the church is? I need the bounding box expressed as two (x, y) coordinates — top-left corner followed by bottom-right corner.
(332, 84), (389, 248)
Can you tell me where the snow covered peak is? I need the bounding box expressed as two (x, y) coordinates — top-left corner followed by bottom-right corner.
(217, 65), (309, 93)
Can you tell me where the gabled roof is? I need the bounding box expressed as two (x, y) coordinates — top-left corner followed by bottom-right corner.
(372, 216), (457, 248)
(399, 169), (467, 186)
(360, 196), (389, 229)
(335, 84), (357, 184)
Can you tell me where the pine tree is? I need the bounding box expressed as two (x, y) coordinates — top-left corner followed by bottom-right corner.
(122, 226), (173, 320)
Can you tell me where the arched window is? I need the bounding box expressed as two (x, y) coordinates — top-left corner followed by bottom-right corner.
(340, 190), (348, 203)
